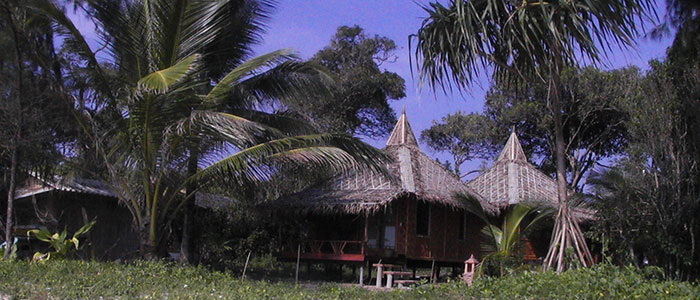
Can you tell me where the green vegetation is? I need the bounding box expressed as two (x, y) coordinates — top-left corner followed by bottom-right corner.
(291, 25), (406, 138)
(27, 220), (95, 261)
(0, 260), (697, 299)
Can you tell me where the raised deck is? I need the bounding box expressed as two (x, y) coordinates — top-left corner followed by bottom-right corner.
(281, 240), (366, 262)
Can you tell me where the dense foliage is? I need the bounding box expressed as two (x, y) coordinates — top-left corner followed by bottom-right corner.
(290, 25), (406, 138)
(419, 112), (495, 178)
(589, 59), (700, 280)
(0, 260), (697, 299)
(421, 67), (634, 190)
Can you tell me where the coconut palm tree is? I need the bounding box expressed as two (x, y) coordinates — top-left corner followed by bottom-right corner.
(412, 0), (654, 272)
(38, 0), (390, 259)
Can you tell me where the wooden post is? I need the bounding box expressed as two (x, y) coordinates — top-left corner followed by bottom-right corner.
(386, 272), (393, 288)
(359, 265), (364, 286)
(367, 262), (372, 286)
(295, 244), (301, 284)
(430, 260), (436, 283)
(241, 251), (252, 279)
(338, 264), (343, 280)
(363, 212), (369, 255)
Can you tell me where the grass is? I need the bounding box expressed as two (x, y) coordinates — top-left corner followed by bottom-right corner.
(0, 259), (698, 299)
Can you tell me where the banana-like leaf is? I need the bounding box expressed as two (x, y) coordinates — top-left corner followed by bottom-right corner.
(138, 54), (199, 93)
(27, 229), (52, 242)
(71, 237), (80, 250)
(74, 220), (96, 239)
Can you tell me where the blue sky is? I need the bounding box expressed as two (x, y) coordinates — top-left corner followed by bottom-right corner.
(70, 0), (674, 175)
(251, 0), (673, 174)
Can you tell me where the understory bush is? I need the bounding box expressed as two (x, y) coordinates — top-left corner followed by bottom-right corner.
(0, 260), (697, 299)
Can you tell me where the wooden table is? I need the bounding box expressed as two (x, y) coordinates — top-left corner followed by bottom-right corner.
(372, 263), (401, 287)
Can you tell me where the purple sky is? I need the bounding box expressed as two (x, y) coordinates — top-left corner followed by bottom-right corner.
(70, 0), (674, 175)
(251, 0), (673, 174)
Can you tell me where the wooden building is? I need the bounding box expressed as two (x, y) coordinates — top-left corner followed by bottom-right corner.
(275, 111), (495, 274)
(12, 174), (231, 260)
(13, 175), (140, 260)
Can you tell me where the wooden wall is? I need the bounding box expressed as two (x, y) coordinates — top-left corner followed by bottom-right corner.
(393, 197), (482, 263)
(15, 192), (140, 260)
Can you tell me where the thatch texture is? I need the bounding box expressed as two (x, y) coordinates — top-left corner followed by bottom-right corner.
(275, 111), (491, 214)
(16, 174), (117, 199)
(15, 174), (232, 209)
(467, 132), (594, 219)
(468, 132), (558, 207)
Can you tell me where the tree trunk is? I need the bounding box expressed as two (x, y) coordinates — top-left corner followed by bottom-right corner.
(3, 6), (22, 260)
(543, 60), (593, 272)
(140, 225), (158, 259)
(179, 147), (199, 263)
(3, 139), (18, 260)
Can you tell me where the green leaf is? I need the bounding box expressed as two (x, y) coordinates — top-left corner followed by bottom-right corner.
(206, 49), (296, 102)
(74, 220), (96, 239)
(138, 54), (199, 93)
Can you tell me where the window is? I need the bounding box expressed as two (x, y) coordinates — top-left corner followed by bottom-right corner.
(416, 201), (430, 236)
(458, 212), (467, 240)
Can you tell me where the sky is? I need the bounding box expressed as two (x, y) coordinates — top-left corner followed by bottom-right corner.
(250, 0), (673, 174)
(70, 0), (674, 176)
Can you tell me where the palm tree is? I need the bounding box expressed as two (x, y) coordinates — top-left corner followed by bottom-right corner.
(39, 0), (390, 259)
(412, 0), (654, 272)
(456, 192), (551, 276)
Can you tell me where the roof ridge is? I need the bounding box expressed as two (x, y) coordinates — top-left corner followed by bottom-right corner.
(386, 109), (419, 146)
(496, 131), (527, 162)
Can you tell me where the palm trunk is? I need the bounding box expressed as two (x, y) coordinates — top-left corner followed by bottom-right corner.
(543, 60), (593, 272)
(140, 223), (158, 259)
(179, 147), (199, 263)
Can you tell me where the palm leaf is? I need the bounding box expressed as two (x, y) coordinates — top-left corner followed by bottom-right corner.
(138, 54), (198, 93)
(205, 49), (297, 102)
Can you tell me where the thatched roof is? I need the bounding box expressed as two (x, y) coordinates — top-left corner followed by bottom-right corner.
(274, 110), (492, 214)
(467, 132), (594, 219)
(16, 174), (117, 199)
(15, 174), (232, 209)
(468, 132), (559, 207)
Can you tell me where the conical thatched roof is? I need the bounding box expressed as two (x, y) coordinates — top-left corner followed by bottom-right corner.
(275, 110), (492, 214)
(467, 131), (559, 208)
(467, 132), (595, 219)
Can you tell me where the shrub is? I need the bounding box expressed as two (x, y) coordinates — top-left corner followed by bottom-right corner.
(0, 260), (697, 299)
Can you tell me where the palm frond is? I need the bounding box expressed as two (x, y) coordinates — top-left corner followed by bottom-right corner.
(138, 54), (199, 93)
(205, 49), (298, 103)
(191, 133), (391, 190)
(180, 0), (275, 80)
(411, 0), (655, 91)
(233, 60), (334, 108)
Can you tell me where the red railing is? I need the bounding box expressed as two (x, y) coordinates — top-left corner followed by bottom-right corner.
(293, 240), (364, 255)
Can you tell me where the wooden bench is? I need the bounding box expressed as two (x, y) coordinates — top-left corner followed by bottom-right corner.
(383, 271), (413, 288)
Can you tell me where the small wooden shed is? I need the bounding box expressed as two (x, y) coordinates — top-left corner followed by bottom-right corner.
(12, 174), (232, 260)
